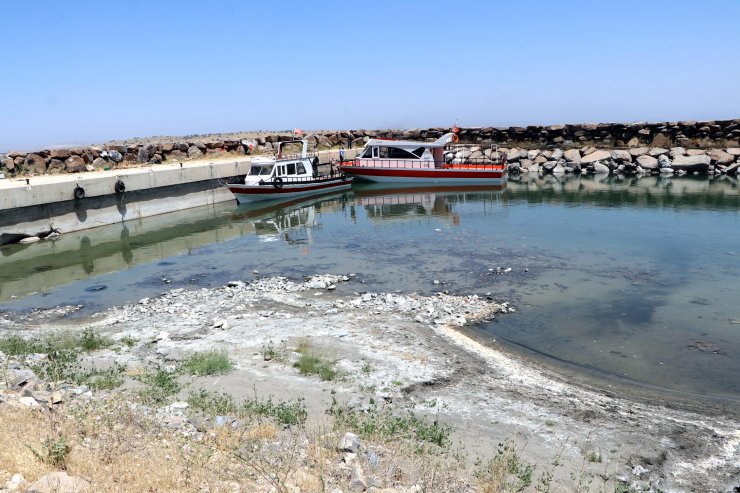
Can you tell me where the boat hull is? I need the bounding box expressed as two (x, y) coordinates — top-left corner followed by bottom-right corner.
(339, 165), (504, 184)
(228, 178), (352, 204)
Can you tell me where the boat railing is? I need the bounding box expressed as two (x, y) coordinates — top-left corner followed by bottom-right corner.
(258, 173), (348, 185)
(275, 150), (320, 161)
(346, 158), (506, 169)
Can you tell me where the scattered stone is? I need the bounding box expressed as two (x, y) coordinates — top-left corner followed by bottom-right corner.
(19, 236), (41, 244)
(64, 155), (86, 173)
(30, 472), (91, 493)
(636, 155), (659, 170)
(339, 432), (361, 453)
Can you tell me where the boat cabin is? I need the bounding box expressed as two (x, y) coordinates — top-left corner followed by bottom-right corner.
(244, 140), (319, 185)
(354, 133), (453, 169)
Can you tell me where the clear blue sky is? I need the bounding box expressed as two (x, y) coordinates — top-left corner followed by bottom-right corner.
(1, 0), (739, 151)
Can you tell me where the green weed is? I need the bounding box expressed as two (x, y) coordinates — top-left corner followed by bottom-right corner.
(181, 350), (234, 376)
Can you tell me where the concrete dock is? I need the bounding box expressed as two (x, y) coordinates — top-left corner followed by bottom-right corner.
(0, 148), (357, 244)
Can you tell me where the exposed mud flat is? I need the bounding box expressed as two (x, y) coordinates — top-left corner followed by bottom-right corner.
(3, 274), (739, 492)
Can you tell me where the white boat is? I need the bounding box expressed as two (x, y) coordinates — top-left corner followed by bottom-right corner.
(339, 132), (506, 184)
(227, 139), (352, 203)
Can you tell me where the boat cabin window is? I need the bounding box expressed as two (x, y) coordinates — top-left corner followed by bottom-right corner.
(287, 163), (296, 175)
(387, 147), (419, 159)
(296, 162), (306, 174)
(249, 165), (274, 176)
(372, 146), (379, 159)
(361, 147), (373, 158)
(277, 165), (286, 176)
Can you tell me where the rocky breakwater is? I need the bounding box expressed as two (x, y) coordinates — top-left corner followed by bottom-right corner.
(444, 145), (740, 177)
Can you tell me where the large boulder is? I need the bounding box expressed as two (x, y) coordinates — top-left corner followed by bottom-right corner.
(91, 157), (108, 169)
(592, 162), (610, 174)
(611, 150), (632, 162)
(137, 147), (149, 163)
(47, 159), (65, 174)
(187, 145), (204, 159)
(24, 153), (47, 174)
(64, 155), (86, 173)
(550, 148), (564, 160)
(108, 150), (123, 163)
(636, 155), (659, 170)
(629, 147), (650, 157)
(627, 137), (640, 147)
(50, 148), (71, 159)
(669, 147), (686, 158)
(580, 150), (611, 164)
(563, 149), (581, 164)
(726, 147), (740, 156)
(658, 155), (672, 168)
(707, 149), (734, 164)
(648, 147), (669, 156)
(651, 132), (671, 148)
(671, 154), (711, 173)
(506, 149), (520, 162)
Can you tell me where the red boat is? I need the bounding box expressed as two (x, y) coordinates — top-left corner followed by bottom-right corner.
(339, 133), (506, 184)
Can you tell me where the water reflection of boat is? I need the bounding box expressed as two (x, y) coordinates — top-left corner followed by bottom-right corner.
(231, 191), (349, 245)
(352, 183), (505, 222)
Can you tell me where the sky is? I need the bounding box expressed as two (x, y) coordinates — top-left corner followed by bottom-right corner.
(1, 0), (739, 151)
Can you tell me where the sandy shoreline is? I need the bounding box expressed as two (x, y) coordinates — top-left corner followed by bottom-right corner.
(1, 274), (738, 492)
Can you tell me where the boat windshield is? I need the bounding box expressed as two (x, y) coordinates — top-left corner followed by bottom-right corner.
(248, 165), (274, 176)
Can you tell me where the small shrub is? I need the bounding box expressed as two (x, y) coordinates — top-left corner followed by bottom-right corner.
(330, 400), (451, 449)
(86, 363), (126, 391)
(0, 335), (44, 355)
(181, 350), (234, 376)
(261, 340), (284, 361)
(242, 396), (307, 426)
(475, 441), (534, 493)
(294, 352), (337, 381)
(31, 349), (80, 383)
(29, 436), (70, 469)
(120, 336), (138, 348)
(136, 367), (181, 405)
(79, 328), (111, 351)
(188, 389), (237, 416)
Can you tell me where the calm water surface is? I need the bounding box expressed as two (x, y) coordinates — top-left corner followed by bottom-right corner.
(1, 175), (739, 399)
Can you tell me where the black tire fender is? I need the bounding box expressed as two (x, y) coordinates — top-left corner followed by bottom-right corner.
(273, 177), (284, 189)
(73, 186), (85, 200)
(114, 179), (126, 194)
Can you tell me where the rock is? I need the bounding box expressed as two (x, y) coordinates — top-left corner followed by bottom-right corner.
(64, 156), (86, 173)
(658, 155), (672, 168)
(187, 146), (203, 159)
(611, 150), (632, 162)
(108, 150), (123, 163)
(19, 396), (41, 408)
(636, 155), (659, 170)
(91, 157), (107, 169)
(542, 161), (557, 173)
(19, 236), (41, 244)
(135, 147), (149, 163)
(29, 471), (90, 493)
(6, 473), (26, 491)
(669, 147), (686, 158)
(660, 167), (675, 175)
(506, 149), (520, 162)
(47, 159), (65, 174)
(686, 149), (707, 156)
(726, 147), (740, 156)
(527, 149), (540, 160)
(648, 147), (669, 157)
(627, 137), (640, 147)
(552, 163), (566, 174)
(707, 149), (734, 164)
(349, 465), (367, 492)
(592, 162), (610, 174)
(550, 148), (564, 160)
(671, 154), (710, 172)
(629, 147), (649, 157)
(50, 149), (71, 159)
(651, 132), (671, 148)
(580, 150), (611, 164)
(533, 155), (547, 164)
(24, 154), (47, 174)
(339, 432), (361, 453)
(563, 149), (581, 164)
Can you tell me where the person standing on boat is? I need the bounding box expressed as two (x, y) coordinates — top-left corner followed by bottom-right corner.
(339, 146), (345, 163)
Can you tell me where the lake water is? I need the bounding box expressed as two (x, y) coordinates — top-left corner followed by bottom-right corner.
(1, 174), (739, 400)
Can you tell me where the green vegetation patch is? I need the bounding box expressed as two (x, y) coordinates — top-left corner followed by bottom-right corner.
(181, 350), (235, 376)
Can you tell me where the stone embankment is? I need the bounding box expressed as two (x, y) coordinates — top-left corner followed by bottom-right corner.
(2, 119), (739, 178)
(446, 144), (740, 176)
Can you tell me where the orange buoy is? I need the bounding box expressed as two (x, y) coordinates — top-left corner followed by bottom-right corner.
(451, 134), (459, 143)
